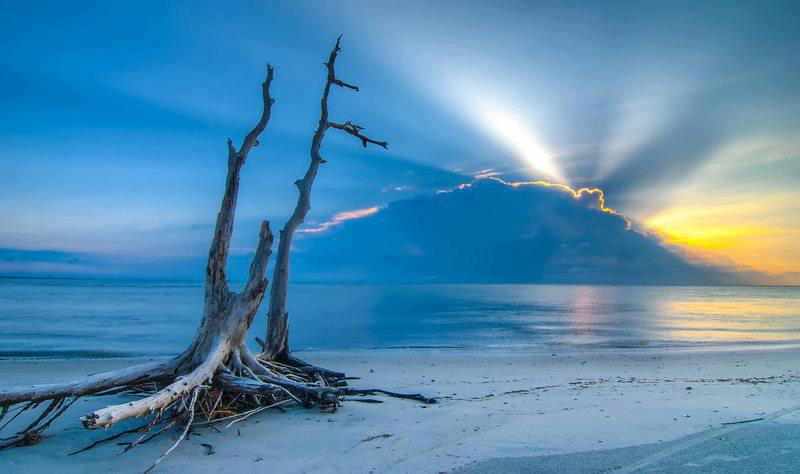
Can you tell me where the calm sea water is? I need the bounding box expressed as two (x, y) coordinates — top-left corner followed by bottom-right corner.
(0, 278), (798, 358)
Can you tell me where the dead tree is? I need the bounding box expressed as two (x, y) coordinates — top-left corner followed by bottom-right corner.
(0, 38), (432, 464)
(264, 35), (387, 361)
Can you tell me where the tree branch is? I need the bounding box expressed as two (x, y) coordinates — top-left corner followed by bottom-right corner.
(265, 36), (387, 358)
(82, 342), (226, 429)
(240, 64), (275, 158)
(205, 65), (276, 297)
(242, 220), (274, 300)
(331, 78), (359, 92)
(328, 121), (388, 149)
(0, 359), (175, 407)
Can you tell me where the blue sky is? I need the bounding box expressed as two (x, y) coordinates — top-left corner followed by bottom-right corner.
(1, 1), (798, 282)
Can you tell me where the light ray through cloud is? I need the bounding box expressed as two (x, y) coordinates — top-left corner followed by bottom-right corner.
(479, 105), (566, 183)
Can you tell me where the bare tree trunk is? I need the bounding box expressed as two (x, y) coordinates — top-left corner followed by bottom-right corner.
(0, 39), (431, 460)
(0, 63), (278, 440)
(265, 36), (388, 360)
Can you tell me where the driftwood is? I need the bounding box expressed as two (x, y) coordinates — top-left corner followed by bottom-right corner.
(264, 36), (387, 360)
(720, 417), (765, 425)
(0, 37), (432, 466)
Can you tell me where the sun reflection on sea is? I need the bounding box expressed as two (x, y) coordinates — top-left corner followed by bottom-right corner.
(658, 297), (800, 344)
(565, 285), (614, 344)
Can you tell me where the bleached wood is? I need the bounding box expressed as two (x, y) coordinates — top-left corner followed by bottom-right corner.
(0, 42), (428, 457)
(265, 36), (387, 359)
(0, 359), (175, 407)
(0, 64), (277, 432)
(82, 343), (225, 429)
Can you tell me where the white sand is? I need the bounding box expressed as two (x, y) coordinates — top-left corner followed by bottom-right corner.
(1, 345), (799, 473)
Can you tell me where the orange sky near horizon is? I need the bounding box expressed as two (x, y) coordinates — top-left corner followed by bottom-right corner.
(642, 136), (800, 284)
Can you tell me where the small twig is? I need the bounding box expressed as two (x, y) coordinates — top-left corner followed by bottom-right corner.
(343, 388), (436, 404)
(145, 388), (199, 473)
(34, 396), (79, 434)
(361, 433), (393, 443)
(721, 417), (765, 425)
(0, 402), (33, 432)
(70, 423), (153, 456)
(19, 398), (63, 434)
(225, 400), (290, 429)
(345, 398), (383, 404)
(135, 419), (177, 447)
(327, 120), (388, 149)
(121, 412), (170, 454)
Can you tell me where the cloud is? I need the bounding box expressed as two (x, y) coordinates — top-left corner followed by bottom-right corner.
(0, 178), (779, 285)
(292, 178), (751, 284)
(472, 169), (502, 179)
(443, 177), (634, 230)
(299, 206), (381, 234)
(0, 247), (203, 280)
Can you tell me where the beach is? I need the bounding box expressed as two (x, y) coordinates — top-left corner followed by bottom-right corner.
(2, 344), (799, 473)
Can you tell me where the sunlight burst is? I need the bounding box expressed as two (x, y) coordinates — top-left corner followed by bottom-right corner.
(481, 106), (565, 183)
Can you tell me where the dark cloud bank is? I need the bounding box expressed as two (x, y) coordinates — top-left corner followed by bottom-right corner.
(1, 179), (748, 284)
(293, 179), (741, 285)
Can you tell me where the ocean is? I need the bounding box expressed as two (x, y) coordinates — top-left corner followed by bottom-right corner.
(0, 278), (798, 358)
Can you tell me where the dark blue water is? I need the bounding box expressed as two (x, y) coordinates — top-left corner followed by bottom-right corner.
(0, 278), (798, 358)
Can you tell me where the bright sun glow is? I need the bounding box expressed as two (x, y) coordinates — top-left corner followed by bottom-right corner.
(481, 106), (565, 183)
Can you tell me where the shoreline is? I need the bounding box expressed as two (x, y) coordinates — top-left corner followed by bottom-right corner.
(3, 338), (800, 363)
(2, 345), (799, 472)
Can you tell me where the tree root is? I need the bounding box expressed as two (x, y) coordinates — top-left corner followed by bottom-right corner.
(81, 343), (227, 429)
(0, 348), (435, 474)
(0, 37), (416, 471)
(0, 396), (81, 450)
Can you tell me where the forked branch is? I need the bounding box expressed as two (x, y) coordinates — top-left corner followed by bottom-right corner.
(265, 35), (388, 359)
(0, 40), (435, 469)
(206, 65), (276, 298)
(328, 120), (388, 148)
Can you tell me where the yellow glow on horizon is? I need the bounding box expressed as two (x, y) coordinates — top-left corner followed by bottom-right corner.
(646, 200), (800, 278)
(641, 136), (800, 284)
(452, 175), (799, 283)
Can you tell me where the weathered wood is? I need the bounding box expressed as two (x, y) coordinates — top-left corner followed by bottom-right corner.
(82, 342), (224, 429)
(0, 64), (277, 438)
(0, 41), (431, 461)
(265, 36), (387, 359)
(0, 359), (175, 407)
(205, 65), (275, 300)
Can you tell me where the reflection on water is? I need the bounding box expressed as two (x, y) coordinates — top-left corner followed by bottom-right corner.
(568, 286), (600, 340)
(660, 297), (800, 343)
(0, 278), (798, 358)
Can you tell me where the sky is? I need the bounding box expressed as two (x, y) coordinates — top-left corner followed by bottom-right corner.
(1, 1), (798, 283)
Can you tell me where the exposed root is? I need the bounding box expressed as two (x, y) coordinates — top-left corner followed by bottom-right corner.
(0, 37), (424, 473)
(0, 359), (176, 406)
(1, 352), (434, 474)
(0, 347), (434, 465)
(0, 359), (180, 451)
(69, 415), (177, 456)
(0, 397), (81, 450)
(341, 388), (436, 404)
(144, 388), (199, 474)
(81, 343), (227, 429)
